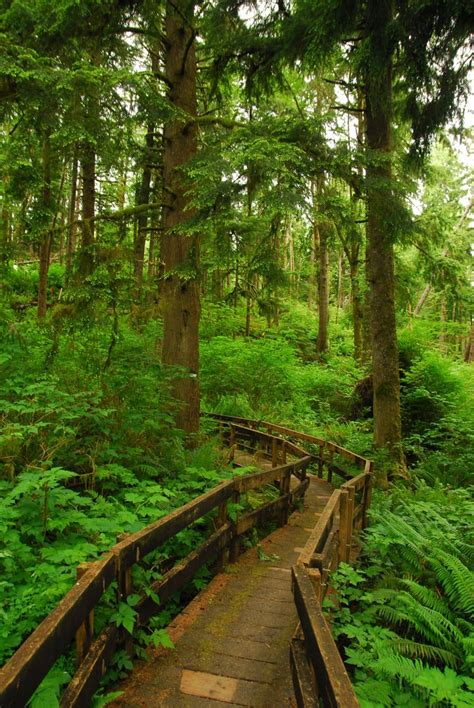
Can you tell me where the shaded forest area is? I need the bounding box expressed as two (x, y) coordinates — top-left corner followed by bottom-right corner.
(0, 0), (473, 705)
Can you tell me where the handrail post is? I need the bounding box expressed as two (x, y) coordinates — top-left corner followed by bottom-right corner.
(272, 438), (278, 467)
(345, 487), (355, 562)
(362, 468), (372, 529)
(280, 467), (291, 526)
(338, 490), (349, 564)
(75, 563), (94, 667)
(318, 444), (324, 478)
(229, 487), (241, 563)
(117, 534), (134, 655)
(216, 500), (229, 570)
(327, 448), (334, 484)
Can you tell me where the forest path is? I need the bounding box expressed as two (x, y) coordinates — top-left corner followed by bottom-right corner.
(112, 476), (333, 707)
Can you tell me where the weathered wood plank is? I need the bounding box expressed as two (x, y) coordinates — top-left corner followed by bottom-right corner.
(0, 554), (116, 708)
(112, 481), (234, 569)
(292, 563), (359, 708)
(137, 524), (233, 625)
(290, 637), (318, 708)
(60, 626), (119, 708)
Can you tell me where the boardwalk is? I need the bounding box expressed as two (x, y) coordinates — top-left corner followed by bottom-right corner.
(0, 415), (371, 707)
(112, 478), (333, 707)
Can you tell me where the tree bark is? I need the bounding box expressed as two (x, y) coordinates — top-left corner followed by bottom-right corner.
(316, 221), (329, 355)
(350, 254), (363, 361)
(38, 131), (52, 318)
(161, 0), (200, 439)
(65, 148), (79, 284)
(79, 143), (95, 277)
(134, 126), (154, 300)
(365, 0), (403, 472)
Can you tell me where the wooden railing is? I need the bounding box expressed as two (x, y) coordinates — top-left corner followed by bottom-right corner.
(205, 413), (369, 483)
(0, 419), (311, 707)
(206, 414), (374, 706)
(291, 462), (373, 707)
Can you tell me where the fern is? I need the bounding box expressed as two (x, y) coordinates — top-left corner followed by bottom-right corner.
(391, 637), (461, 668)
(428, 550), (474, 618)
(399, 577), (457, 621)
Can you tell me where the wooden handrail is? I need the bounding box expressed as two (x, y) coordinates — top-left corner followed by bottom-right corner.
(0, 418), (311, 707)
(205, 413), (370, 476)
(291, 461), (373, 708)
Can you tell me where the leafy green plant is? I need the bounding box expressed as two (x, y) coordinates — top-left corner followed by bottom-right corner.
(326, 483), (474, 706)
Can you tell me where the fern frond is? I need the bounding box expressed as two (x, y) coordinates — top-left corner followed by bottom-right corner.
(429, 550), (474, 618)
(399, 578), (456, 621)
(391, 637), (461, 668)
(373, 652), (425, 683)
(401, 593), (463, 646)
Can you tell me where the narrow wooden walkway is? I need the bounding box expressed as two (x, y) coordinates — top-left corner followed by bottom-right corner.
(112, 477), (333, 707)
(0, 415), (371, 707)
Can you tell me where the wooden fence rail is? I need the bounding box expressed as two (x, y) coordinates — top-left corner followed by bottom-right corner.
(0, 418), (311, 707)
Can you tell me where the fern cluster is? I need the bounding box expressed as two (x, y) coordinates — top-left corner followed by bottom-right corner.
(326, 482), (474, 707)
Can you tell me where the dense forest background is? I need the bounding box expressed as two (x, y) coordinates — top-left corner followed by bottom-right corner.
(0, 0), (473, 705)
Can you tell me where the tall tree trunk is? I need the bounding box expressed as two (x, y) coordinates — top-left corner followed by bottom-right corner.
(38, 131), (52, 318)
(365, 0), (403, 473)
(79, 143), (95, 277)
(1, 176), (11, 266)
(65, 148), (79, 285)
(148, 170), (161, 280)
(161, 0), (200, 439)
(134, 127), (154, 300)
(316, 221), (329, 355)
(308, 224), (316, 311)
(350, 253), (363, 362)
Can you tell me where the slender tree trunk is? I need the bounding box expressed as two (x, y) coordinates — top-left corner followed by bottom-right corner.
(365, 0), (403, 472)
(439, 297), (447, 352)
(65, 148), (79, 284)
(161, 0), (200, 439)
(308, 225), (316, 311)
(316, 221), (329, 355)
(80, 143), (95, 277)
(350, 256), (363, 362)
(134, 127), (154, 300)
(148, 172), (161, 280)
(38, 131), (52, 318)
(464, 320), (474, 363)
(1, 175), (11, 266)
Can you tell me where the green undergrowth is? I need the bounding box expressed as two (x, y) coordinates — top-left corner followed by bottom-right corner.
(325, 482), (474, 707)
